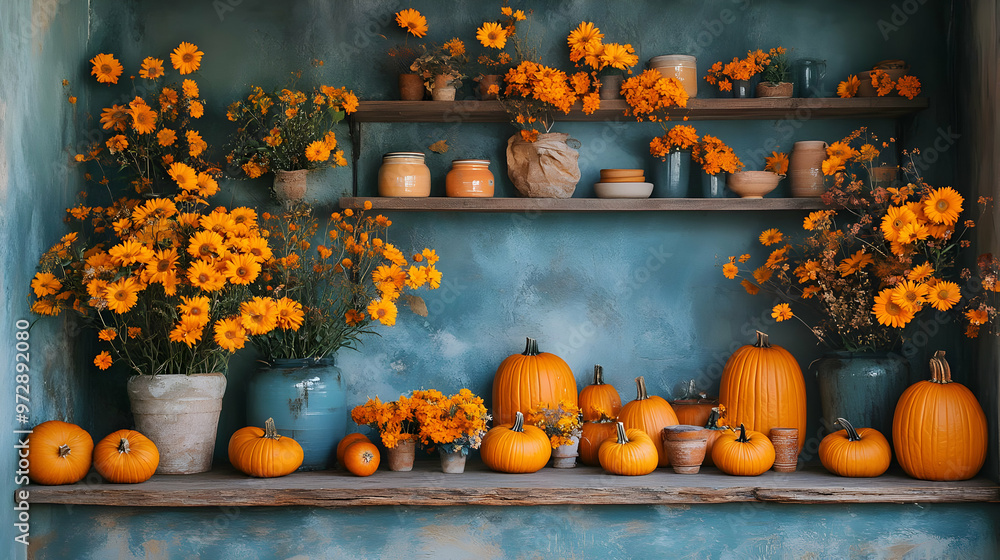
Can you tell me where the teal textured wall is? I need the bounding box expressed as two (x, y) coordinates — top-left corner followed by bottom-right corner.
(9, 0), (999, 558)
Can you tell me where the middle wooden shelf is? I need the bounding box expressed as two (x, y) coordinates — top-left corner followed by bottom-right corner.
(338, 197), (832, 212)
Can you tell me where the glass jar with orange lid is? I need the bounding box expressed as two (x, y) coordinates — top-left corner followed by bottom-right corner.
(445, 159), (495, 197)
(378, 152), (431, 197)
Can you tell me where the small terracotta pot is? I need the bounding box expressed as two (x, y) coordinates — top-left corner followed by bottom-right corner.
(430, 74), (456, 101)
(669, 399), (717, 428)
(386, 438), (416, 471)
(769, 428), (799, 473)
(870, 165), (899, 188)
(756, 81), (793, 98)
(398, 74), (425, 101)
(661, 425), (710, 474)
(272, 169), (308, 204)
(479, 74), (500, 100)
(857, 68), (908, 97)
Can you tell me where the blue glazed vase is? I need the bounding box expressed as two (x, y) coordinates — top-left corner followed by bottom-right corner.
(701, 171), (728, 198)
(811, 351), (910, 445)
(652, 149), (691, 197)
(246, 356), (347, 471)
(731, 78), (753, 98)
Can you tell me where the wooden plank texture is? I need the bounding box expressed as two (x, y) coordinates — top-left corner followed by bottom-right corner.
(338, 197), (832, 212)
(349, 98), (929, 123)
(21, 463), (999, 508)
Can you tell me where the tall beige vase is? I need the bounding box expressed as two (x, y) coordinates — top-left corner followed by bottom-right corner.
(127, 373), (227, 474)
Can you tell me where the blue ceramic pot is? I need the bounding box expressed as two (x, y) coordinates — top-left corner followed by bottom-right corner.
(701, 172), (729, 198)
(811, 351), (910, 445)
(652, 149), (691, 197)
(246, 357), (347, 471)
(731, 78), (753, 98)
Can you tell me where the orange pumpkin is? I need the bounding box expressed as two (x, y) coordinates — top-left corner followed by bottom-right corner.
(93, 429), (160, 483)
(480, 411), (551, 473)
(579, 365), (621, 421)
(702, 406), (729, 468)
(343, 441), (380, 476)
(718, 331), (807, 452)
(228, 418), (304, 478)
(598, 422), (658, 476)
(893, 351), (988, 481)
(618, 376), (678, 467)
(711, 424), (775, 476)
(337, 433), (371, 468)
(819, 418), (891, 478)
(579, 420), (618, 466)
(492, 337), (578, 426)
(27, 420), (94, 486)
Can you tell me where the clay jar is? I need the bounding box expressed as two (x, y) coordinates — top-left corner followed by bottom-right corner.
(378, 152), (431, 197)
(788, 141), (829, 197)
(649, 55), (698, 98)
(445, 159), (495, 197)
(661, 425), (710, 474)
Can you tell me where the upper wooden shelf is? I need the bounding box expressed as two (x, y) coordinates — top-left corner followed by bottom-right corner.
(350, 98), (930, 123)
(22, 462), (998, 508)
(338, 197), (832, 212)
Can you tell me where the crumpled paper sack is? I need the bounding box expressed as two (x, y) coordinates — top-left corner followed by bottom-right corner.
(506, 132), (580, 198)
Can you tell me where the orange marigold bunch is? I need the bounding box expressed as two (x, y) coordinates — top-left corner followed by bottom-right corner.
(649, 124), (699, 159)
(621, 69), (689, 122)
(351, 395), (422, 449)
(500, 60), (600, 140)
(837, 68), (921, 99)
(412, 389), (490, 455)
(691, 134), (744, 175)
(704, 48), (776, 92)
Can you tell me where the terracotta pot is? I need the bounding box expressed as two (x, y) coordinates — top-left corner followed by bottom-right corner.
(789, 141), (829, 197)
(857, 68), (908, 97)
(272, 169), (308, 204)
(398, 73), (425, 101)
(386, 438), (416, 471)
(769, 427), (799, 472)
(432, 87), (456, 101)
(756, 81), (793, 98)
(669, 399), (717, 428)
(870, 165), (899, 188)
(727, 171), (782, 199)
(599, 74), (624, 100)
(439, 449), (466, 474)
(661, 425), (710, 474)
(126, 373), (226, 474)
(479, 74), (500, 100)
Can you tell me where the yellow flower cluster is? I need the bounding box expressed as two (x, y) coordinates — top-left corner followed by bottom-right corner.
(566, 21), (638, 74)
(475, 3), (524, 69)
(526, 400), (582, 448)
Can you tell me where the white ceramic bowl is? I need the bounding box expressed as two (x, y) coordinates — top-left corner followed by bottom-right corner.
(594, 182), (654, 199)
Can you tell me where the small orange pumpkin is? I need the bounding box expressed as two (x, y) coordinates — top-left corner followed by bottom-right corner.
(27, 420), (94, 486)
(598, 422), (658, 476)
(819, 418), (891, 478)
(579, 365), (621, 421)
(711, 424), (775, 476)
(93, 430), (160, 483)
(337, 433), (371, 468)
(893, 351), (988, 481)
(480, 411), (551, 473)
(618, 376), (679, 467)
(343, 441), (380, 476)
(228, 418), (304, 478)
(579, 420), (618, 466)
(492, 338), (578, 426)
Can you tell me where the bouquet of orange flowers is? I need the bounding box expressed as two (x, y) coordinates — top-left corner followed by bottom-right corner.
(473, 2), (525, 80)
(526, 400), (582, 448)
(29, 169), (283, 375)
(621, 69), (689, 122)
(351, 394), (421, 449)
(500, 59), (601, 142)
(72, 41), (218, 196)
(412, 389), (490, 455)
(649, 124), (700, 160)
(704, 48), (783, 92)
(723, 128), (995, 350)
(691, 135), (744, 175)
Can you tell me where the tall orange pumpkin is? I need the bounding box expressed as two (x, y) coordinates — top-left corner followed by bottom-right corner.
(718, 331), (806, 452)
(492, 337), (578, 426)
(618, 376), (678, 467)
(579, 365), (621, 421)
(893, 351), (987, 481)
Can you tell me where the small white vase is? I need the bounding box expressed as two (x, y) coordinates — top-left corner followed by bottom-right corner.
(551, 437), (580, 468)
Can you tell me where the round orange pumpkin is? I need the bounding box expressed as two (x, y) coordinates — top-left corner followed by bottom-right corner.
(893, 351), (988, 481)
(93, 429), (160, 483)
(819, 418), (891, 478)
(343, 441), (380, 476)
(618, 376), (678, 467)
(492, 337), (578, 426)
(579, 420), (618, 466)
(579, 365), (621, 421)
(228, 418), (304, 478)
(718, 331), (807, 452)
(480, 411), (551, 473)
(337, 433), (371, 468)
(27, 420), (94, 485)
(598, 422), (658, 476)
(711, 424), (775, 476)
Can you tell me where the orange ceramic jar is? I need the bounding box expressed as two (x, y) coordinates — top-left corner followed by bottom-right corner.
(445, 159), (495, 197)
(649, 55), (698, 98)
(378, 152), (431, 197)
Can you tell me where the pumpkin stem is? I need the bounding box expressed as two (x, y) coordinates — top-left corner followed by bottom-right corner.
(57, 444), (72, 458)
(930, 350), (952, 384)
(264, 417), (282, 440)
(754, 331), (771, 348)
(522, 337), (540, 356)
(736, 423), (749, 443)
(614, 421), (629, 445)
(836, 418), (862, 442)
(117, 438), (131, 455)
(593, 364), (605, 385)
(512, 411), (526, 433)
(634, 376), (649, 400)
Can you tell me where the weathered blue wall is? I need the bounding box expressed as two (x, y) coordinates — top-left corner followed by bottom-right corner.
(11, 0), (1000, 558)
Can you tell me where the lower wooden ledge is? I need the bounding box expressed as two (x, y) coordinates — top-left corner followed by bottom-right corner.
(20, 462), (999, 508)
